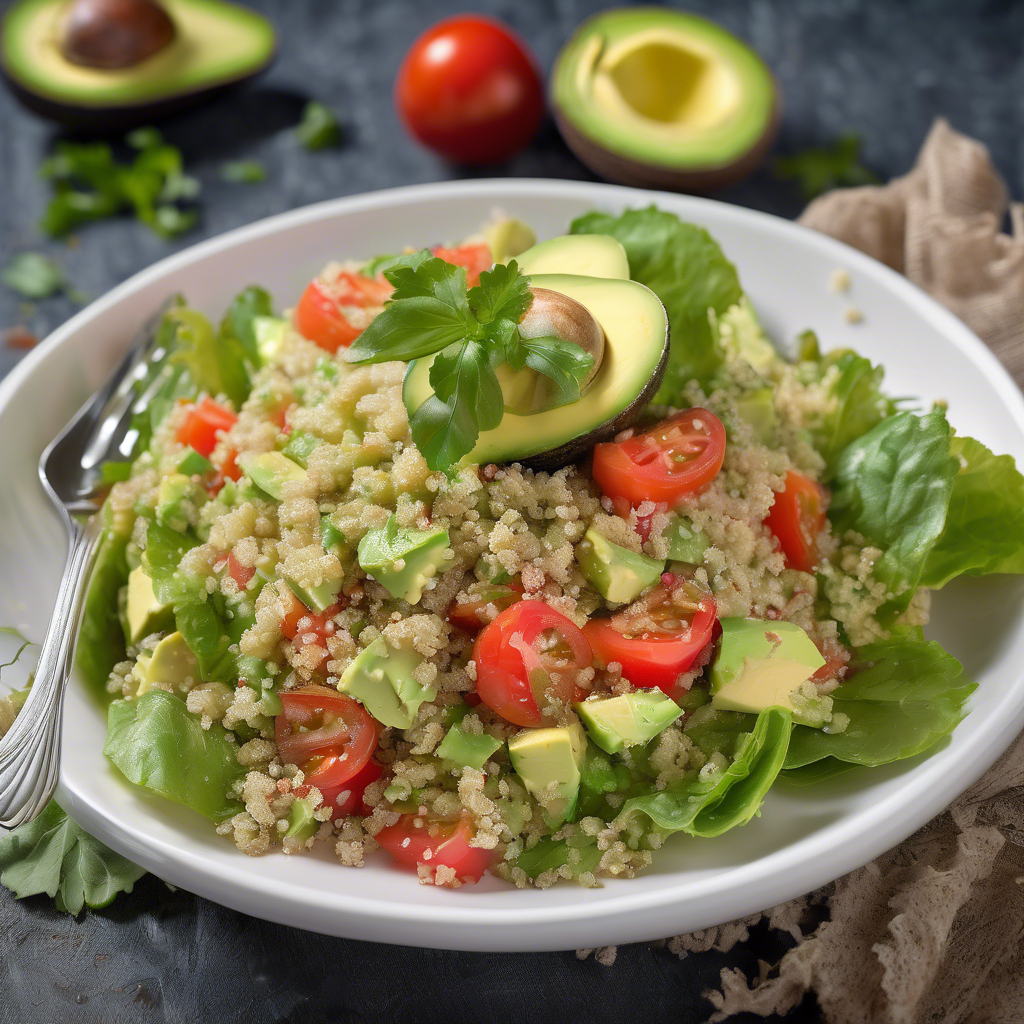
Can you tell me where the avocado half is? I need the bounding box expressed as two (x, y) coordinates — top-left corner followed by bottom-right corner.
(1, 0), (276, 130)
(551, 8), (781, 193)
(404, 244), (669, 472)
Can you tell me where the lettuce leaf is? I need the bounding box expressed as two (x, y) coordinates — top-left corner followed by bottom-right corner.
(168, 306), (250, 407)
(219, 285), (273, 367)
(104, 690), (245, 821)
(784, 637), (975, 769)
(515, 836), (603, 881)
(570, 206), (743, 399)
(829, 410), (959, 622)
(0, 801), (145, 913)
(921, 434), (1024, 588)
(615, 707), (792, 839)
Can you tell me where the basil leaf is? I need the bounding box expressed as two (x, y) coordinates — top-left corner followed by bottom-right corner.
(0, 801), (146, 914)
(104, 690), (245, 821)
(519, 335), (594, 409)
(347, 296), (469, 364)
(1, 252), (66, 299)
(469, 259), (532, 325)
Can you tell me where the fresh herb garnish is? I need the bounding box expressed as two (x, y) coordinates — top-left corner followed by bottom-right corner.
(1, 252), (66, 299)
(773, 134), (879, 199)
(297, 101), (342, 150)
(348, 256), (592, 471)
(220, 159), (267, 184)
(40, 128), (200, 239)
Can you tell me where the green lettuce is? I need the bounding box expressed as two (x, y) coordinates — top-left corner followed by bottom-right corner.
(104, 690), (245, 821)
(829, 410), (959, 622)
(921, 434), (1024, 588)
(784, 636), (975, 769)
(220, 285), (273, 368)
(515, 836), (603, 881)
(570, 206), (743, 399)
(0, 801), (145, 913)
(168, 306), (250, 407)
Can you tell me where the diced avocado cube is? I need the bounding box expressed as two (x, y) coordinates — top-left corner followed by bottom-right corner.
(240, 451), (308, 500)
(576, 528), (664, 604)
(136, 631), (199, 696)
(575, 690), (683, 754)
(436, 722), (502, 770)
(485, 217), (536, 262)
(285, 796), (319, 843)
(155, 473), (204, 532)
(508, 720), (587, 826)
(474, 554), (511, 585)
(124, 566), (174, 645)
(259, 686), (283, 717)
(337, 637), (435, 728)
(709, 618), (826, 725)
(282, 431), (322, 468)
(177, 447), (214, 477)
(734, 388), (778, 445)
(254, 315), (289, 364)
(321, 515), (346, 557)
(662, 516), (710, 564)
(315, 357), (339, 382)
(284, 575), (342, 614)
(357, 515), (450, 604)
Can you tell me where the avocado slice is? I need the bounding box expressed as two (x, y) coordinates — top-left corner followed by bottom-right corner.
(577, 527), (664, 604)
(485, 217), (536, 262)
(1, 0), (276, 130)
(239, 451), (307, 500)
(284, 575), (342, 615)
(508, 721), (587, 826)
(155, 472), (204, 532)
(662, 515), (709, 564)
(516, 234), (629, 280)
(337, 637), (435, 729)
(575, 690), (682, 754)
(436, 722), (502, 771)
(404, 273), (669, 470)
(734, 388), (778, 445)
(357, 515), (450, 604)
(709, 618), (825, 724)
(551, 9), (780, 193)
(135, 630), (199, 696)
(124, 565), (174, 645)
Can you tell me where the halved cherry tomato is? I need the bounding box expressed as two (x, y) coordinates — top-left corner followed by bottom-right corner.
(375, 813), (494, 884)
(584, 581), (718, 698)
(275, 685), (378, 793)
(447, 580), (523, 633)
(323, 758), (384, 821)
(294, 279), (363, 352)
(765, 469), (827, 573)
(431, 243), (493, 287)
(395, 16), (544, 165)
(330, 270), (393, 307)
(176, 397), (237, 458)
(226, 552), (255, 590)
(592, 408), (727, 507)
(473, 600), (592, 727)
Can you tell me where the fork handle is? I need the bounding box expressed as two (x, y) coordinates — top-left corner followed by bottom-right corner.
(0, 514), (103, 828)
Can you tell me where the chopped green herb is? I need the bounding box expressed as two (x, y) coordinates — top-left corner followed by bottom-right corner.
(297, 101), (342, 150)
(220, 159), (267, 184)
(773, 134), (880, 199)
(1, 252), (66, 298)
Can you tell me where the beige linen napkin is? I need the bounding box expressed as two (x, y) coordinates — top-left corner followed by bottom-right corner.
(582, 119), (1024, 1024)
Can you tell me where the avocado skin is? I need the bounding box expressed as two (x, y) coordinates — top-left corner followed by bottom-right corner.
(518, 328), (669, 472)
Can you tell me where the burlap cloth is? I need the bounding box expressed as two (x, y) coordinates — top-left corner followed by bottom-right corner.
(580, 120), (1024, 1022)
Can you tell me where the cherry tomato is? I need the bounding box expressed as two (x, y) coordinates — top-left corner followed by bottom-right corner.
(280, 591), (344, 668)
(395, 16), (544, 165)
(473, 600), (592, 727)
(447, 580), (523, 633)
(592, 408), (727, 507)
(431, 243), (493, 287)
(765, 469), (827, 573)
(811, 635), (850, 684)
(294, 267), (391, 353)
(275, 686), (378, 793)
(375, 813), (494, 884)
(175, 397), (237, 458)
(584, 581), (718, 698)
(324, 758), (384, 821)
(226, 552), (255, 590)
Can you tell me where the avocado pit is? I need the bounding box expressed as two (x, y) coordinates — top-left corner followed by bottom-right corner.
(61, 0), (176, 70)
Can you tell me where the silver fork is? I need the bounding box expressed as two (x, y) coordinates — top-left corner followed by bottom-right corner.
(0, 302), (177, 828)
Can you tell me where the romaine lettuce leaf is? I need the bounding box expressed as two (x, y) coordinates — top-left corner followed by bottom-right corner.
(570, 206), (743, 399)
(104, 690), (245, 821)
(829, 410), (959, 622)
(921, 434), (1024, 588)
(168, 306), (250, 407)
(784, 636), (975, 769)
(0, 800), (145, 913)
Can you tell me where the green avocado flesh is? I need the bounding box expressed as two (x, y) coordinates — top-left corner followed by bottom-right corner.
(575, 690), (682, 754)
(403, 272), (668, 468)
(577, 528), (664, 604)
(1, 0), (275, 110)
(551, 8), (777, 187)
(508, 721), (586, 826)
(516, 234), (630, 280)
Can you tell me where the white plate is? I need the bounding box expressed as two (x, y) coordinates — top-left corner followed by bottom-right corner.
(3, 180), (1024, 952)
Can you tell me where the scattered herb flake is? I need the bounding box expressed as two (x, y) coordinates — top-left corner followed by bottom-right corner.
(220, 159), (266, 184)
(1, 252), (65, 299)
(297, 101), (342, 150)
(773, 134), (880, 199)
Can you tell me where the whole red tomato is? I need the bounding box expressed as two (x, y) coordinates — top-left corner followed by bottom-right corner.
(395, 16), (544, 164)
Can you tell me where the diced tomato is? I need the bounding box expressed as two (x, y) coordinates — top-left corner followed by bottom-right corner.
(331, 270), (393, 307)
(226, 552), (255, 590)
(447, 581), (523, 633)
(294, 279), (362, 352)
(374, 813), (494, 884)
(281, 591), (344, 668)
(176, 397), (238, 458)
(473, 600), (592, 727)
(593, 408), (727, 507)
(431, 243), (492, 286)
(583, 581), (718, 698)
(812, 635), (850, 684)
(276, 686), (378, 797)
(765, 469), (827, 573)
(323, 758), (384, 821)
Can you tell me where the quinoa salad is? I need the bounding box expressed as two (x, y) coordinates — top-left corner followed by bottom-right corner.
(17, 206), (1024, 890)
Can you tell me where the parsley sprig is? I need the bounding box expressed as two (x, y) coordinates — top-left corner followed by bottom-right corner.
(348, 255), (593, 471)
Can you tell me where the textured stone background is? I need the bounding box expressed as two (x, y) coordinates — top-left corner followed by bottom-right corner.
(1, 0), (1021, 1020)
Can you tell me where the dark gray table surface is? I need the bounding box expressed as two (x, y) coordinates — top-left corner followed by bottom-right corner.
(2, 1), (1020, 1020)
